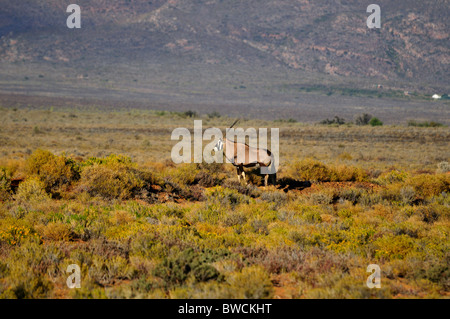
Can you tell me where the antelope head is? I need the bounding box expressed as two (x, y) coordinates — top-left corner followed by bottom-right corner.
(214, 119), (239, 152)
(213, 138), (224, 152)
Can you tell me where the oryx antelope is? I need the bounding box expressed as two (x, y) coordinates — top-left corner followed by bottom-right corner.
(213, 120), (275, 186)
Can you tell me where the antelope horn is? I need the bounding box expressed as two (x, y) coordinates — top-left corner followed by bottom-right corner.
(229, 119), (240, 129)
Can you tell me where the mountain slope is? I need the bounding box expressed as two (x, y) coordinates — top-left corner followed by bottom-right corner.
(0, 0), (448, 122)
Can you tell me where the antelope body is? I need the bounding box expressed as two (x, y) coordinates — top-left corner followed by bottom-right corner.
(213, 121), (275, 186)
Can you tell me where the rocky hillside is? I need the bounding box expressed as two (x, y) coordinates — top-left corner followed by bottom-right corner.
(0, 0), (448, 119)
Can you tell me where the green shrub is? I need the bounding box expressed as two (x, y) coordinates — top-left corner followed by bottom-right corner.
(205, 186), (249, 207)
(1, 242), (64, 298)
(222, 210), (247, 227)
(411, 255), (450, 290)
(88, 255), (135, 286)
(369, 117), (383, 126)
(153, 248), (225, 287)
(320, 116), (346, 125)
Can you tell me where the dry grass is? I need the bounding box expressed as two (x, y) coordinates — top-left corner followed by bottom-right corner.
(0, 107), (449, 299)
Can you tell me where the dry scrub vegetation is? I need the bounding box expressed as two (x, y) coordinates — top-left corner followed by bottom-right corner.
(0, 107), (449, 299)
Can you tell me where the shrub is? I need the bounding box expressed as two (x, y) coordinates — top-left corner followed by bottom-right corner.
(153, 248), (225, 287)
(2, 242), (65, 298)
(26, 149), (80, 194)
(14, 177), (50, 206)
(205, 186), (249, 207)
(77, 156), (145, 200)
(222, 211), (247, 227)
(111, 210), (135, 225)
(226, 266), (274, 299)
(330, 165), (367, 182)
(183, 110), (197, 118)
(406, 173), (449, 198)
(249, 218), (269, 235)
(338, 187), (365, 204)
(194, 171), (216, 187)
(407, 120), (444, 127)
(376, 170), (409, 185)
(411, 255), (450, 290)
(37, 222), (73, 241)
(369, 117), (383, 126)
(289, 159), (367, 182)
(0, 225), (41, 246)
(400, 186), (416, 205)
(233, 245), (306, 274)
(88, 255), (135, 286)
(308, 191), (333, 205)
(289, 158), (331, 182)
(221, 179), (261, 197)
(0, 168), (12, 201)
(207, 111), (221, 119)
(373, 234), (415, 260)
(260, 190), (287, 204)
(413, 205), (441, 224)
(437, 162), (449, 173)
(354, 113), (372, 125)
(320, 116), (346, 125)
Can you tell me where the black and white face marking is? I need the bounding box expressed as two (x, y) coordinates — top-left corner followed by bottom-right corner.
(213, 138), (224, 152)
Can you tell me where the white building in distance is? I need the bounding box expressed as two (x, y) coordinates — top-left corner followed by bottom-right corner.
(432, 94), (442, 100)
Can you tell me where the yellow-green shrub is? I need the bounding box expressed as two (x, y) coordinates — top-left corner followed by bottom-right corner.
(0, 225), (41, 246)
(36, 222), (73, 241)
(289, 158), (331, 182)
(26, 149), (79, 194)
(288, 159), (367, 182)
(110, 210), (135, 225)
(76, 154), (162, 200)
(0, 167), (12, 201)
(373, 234), (416, 260)
(225, 266), (274, 299)
(78, 163), (144, 200)
(14, 177), (50, 205)
(406, 173), (449, 198)
(376, 170), (409, 185)
(330, 165), (367, 182)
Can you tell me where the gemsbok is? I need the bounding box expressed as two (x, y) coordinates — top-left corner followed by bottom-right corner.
(213, 120), (276, 186)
